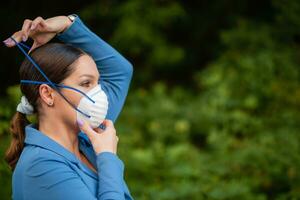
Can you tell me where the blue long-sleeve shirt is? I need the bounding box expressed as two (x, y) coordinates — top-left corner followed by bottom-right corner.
(12, 14), (134, 200)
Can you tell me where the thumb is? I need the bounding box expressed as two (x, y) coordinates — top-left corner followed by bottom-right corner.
(101, 119), (114, 129)
(77, 118), (97, 141)
(28, 41), (41, 53)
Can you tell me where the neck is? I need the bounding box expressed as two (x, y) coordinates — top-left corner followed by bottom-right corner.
(38, 115), (81, 159)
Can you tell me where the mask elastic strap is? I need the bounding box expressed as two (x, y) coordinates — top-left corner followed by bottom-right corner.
(21, 80), (95, 103)
(11, 37), (91, 118)
(18, 42), (31, 51)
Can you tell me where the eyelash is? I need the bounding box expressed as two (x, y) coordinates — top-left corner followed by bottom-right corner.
(79, 78), (100, 87)
(80, 81), (91, 87)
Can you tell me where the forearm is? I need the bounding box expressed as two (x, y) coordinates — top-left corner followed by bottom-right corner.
(49, 15), (73, 34)
(56, 14), (133, 81)
(97, 152), (126, 199)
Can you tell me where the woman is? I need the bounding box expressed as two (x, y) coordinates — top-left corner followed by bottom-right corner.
(3, 14), (134, 200)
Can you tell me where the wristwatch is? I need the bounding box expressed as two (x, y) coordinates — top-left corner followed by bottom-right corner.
(57, 14), (76, 35)
(67, 14), (76, 22)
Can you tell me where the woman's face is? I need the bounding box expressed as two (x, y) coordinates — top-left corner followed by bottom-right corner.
(49, 54), (100, 129)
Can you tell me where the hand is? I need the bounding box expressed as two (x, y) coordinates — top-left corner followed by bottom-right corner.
(77, 119), (119, 155)
(3, 16), (72, 52)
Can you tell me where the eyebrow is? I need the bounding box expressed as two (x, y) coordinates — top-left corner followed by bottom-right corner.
(79, 74), (99, 79)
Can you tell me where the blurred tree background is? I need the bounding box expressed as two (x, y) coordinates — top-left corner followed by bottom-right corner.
(1, 0), (300, 199)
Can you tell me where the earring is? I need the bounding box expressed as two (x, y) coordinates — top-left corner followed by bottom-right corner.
(48, 102), (53, 106)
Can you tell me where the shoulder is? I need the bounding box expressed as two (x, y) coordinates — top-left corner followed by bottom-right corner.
(13, 146), (77, 197)
(19, 145), (68, 167)
(13, 146), (95, 200)
(16, 146), (77, 185)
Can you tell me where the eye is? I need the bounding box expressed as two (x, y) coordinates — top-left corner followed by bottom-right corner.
(80, 80), (91, 87)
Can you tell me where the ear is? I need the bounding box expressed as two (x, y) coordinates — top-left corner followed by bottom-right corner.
(39, 84), (55, 106)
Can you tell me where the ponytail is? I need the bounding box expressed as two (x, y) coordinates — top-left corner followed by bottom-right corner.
(5, 112), (29, 171)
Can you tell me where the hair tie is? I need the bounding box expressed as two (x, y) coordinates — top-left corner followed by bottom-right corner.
(16, 96), (34, 115)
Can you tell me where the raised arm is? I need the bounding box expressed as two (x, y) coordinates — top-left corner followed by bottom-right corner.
(56, 17), (134, 198)
(56, 14), (133, 123)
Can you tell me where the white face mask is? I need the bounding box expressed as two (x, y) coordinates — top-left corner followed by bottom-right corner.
(76, 84), (109, 128)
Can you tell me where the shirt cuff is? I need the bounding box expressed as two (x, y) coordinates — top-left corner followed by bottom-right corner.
(96, 151), (125, 171)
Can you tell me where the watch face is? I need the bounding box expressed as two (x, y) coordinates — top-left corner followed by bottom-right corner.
(68, 15), (75, 22)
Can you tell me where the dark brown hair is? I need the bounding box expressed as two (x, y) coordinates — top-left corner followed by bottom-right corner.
(5, 43), (85, 170)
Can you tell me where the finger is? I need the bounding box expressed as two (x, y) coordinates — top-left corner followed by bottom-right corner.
(28, 41), (41, 54)
(77, 118), (97, 140)
(93, 127), (105, 134)
(21, 19), (32, 42)
(102, 120), (114, 128)
(30, 16), (46, 31)
(101, 120), (116, 134)
(3, 18), (32, 46)
(3, 32), (22, 47)
(115, 136), (118, 153)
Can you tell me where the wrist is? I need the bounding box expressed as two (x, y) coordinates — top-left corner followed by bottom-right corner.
(58, 16), (73, 34)
(96, 151), (124, 171)
(96, 148), (116, 155)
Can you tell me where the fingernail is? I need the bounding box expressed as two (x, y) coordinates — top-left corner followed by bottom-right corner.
(3, 38), (12, 46)
(31, 24), (35, 30)
(77, 119), (83, 127)
(3, 38), (9, 43)
(22, 35), (26, 42)
(3, 38), (12, 43)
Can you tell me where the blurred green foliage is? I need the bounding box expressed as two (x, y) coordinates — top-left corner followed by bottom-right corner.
(1, 0), (300, 199)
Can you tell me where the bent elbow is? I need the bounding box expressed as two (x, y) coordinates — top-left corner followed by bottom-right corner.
(123, 59), (134, 79)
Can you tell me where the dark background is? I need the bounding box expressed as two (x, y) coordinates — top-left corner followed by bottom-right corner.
(1, 0), (274, 94)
